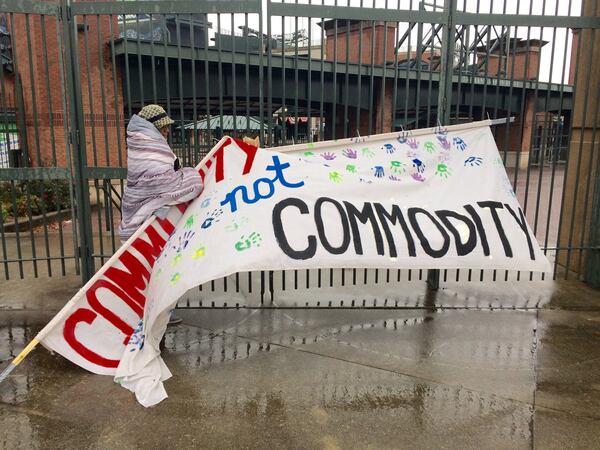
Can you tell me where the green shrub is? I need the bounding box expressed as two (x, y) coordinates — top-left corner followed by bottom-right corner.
(0, 179), (72, 218)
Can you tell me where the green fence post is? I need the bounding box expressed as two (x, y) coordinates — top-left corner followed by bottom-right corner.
(60, 0), (94, 282)
(427, 0), (456, 290)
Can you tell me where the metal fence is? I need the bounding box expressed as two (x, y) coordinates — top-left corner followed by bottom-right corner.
(0, 0), (599, 290)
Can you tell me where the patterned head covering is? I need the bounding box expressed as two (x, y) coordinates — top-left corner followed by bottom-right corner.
(137, 104), (175, 130)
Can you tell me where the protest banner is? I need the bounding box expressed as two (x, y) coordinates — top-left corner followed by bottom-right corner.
(0, 120), (551, 406)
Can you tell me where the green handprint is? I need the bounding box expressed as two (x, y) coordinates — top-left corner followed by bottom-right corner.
(329, 171), (343, 183)
(184, 214), (195, 229)
(390, 160), (405, 174)
(346, 164), (357, 173)
(362, 147), (375, 157)
(170, 272), (182, 285)
(424, 141), (437, 153)
(307, 142), (315, 149)
(304, 151), (314, 157)
(435, 162), (451, 178)
(235, 232), (262, 251)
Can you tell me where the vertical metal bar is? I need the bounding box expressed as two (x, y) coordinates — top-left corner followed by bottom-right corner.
(176, 14), (186, 164)
(281, 14), (286, 146)
(149, 14), (158, 104)
(343, 18), (350, 138)
(189, 13), (198, 164)
(217, 13), (225, 133)
(231, 13), (237, 140)
(294, 10), (299, 142)
(62, 0), (94, 281)
(307, 12), (312, 142)
(368, 19), (376, 134)
(56, 8), (79, 275)
(266, 4), (273, 147)
(319, 9), (324, 141)
(203, 13), (211, 148)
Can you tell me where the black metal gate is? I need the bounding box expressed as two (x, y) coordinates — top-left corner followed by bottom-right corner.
(1, 0), (599, 289)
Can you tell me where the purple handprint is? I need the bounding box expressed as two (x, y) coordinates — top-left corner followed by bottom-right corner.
(412, 158), (426, 173)
(173, 230), (195, 252)
(342, 148), (357, 159)
(373, 166), (385, 178)
(437, 136), (451, 150)
(382, 143), (396, 154)
(406, 138), (418, 150)
(435, 127), (448, 140)
(411, 172), (426, 182)
(320, 152), (337, 161)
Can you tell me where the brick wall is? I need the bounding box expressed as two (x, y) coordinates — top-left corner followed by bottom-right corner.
(7, 11), (124, 168)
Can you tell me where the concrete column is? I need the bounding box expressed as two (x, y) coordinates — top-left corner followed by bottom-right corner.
(557, 0), (600, 281)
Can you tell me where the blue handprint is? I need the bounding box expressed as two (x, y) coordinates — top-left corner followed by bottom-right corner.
(396, 133), (408, 144)
(464, 156), (483, 166)
(373, 166), (385, 178)
(412, 158), (426, 173)
(382, 143), (395, 154)
(453, 137), (467, 151)
(201, 208), (223, 229)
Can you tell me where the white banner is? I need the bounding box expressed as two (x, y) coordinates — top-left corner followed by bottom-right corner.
(39, 121), (550, 406)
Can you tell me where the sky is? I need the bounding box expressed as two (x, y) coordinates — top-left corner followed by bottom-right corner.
(205, 0), (584, 83)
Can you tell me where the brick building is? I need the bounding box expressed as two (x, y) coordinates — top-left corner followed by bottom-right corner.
(2, 12), (123, 168)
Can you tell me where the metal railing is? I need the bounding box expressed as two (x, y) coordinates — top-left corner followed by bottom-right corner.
(0, 0), (599, 291)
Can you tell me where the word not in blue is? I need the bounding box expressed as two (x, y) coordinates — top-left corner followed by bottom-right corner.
(220, 155), (305, 213)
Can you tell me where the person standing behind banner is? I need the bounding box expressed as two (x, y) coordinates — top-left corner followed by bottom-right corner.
(119, 105), (203, 325)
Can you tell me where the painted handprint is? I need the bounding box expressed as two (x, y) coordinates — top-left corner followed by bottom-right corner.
(170, 272), (182, 285)
(342, 148), (358, 159)
(191, 246), (206, 259)
(406, 138), (418, 150)
(225, 217), (249, 232)
(388, 175), (402, 182)
(396, 132), (409, 144)
(464, 156), (483, 166)
(346, 164), (357, 173)
(382, 143), (396, 154)
(423, 141), (437, 154)
(320, 152), (337, 161)
(390, 160), (405, 174)
(172, 230), (195, 253)
(373, 166), (385, 178)
(437, 136), (451, 150)
(201, 208), (223, 229)
(303, 151), (314, 157)
(329, 171), (343, 183)
(359, 178), (373, 184)
(235, 232), (262, 251)
(412, 158), (426, 173)
(362, 147), (375, 157)
(306, 142), (315, 149)
(127, 320), (145, 352)
(184, 214), (195, 229)
(435, 127), (448, 140)
(200, 197), (211, 209)
(411, 172), (426, 182)
(435, 162), (451, 178)
(453, 137), (467, 151)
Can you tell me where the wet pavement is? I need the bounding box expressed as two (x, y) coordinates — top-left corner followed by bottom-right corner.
(1, 278), (600, 449)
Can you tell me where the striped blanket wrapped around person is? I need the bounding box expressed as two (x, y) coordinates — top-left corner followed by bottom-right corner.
(118, 114), (203, 241)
